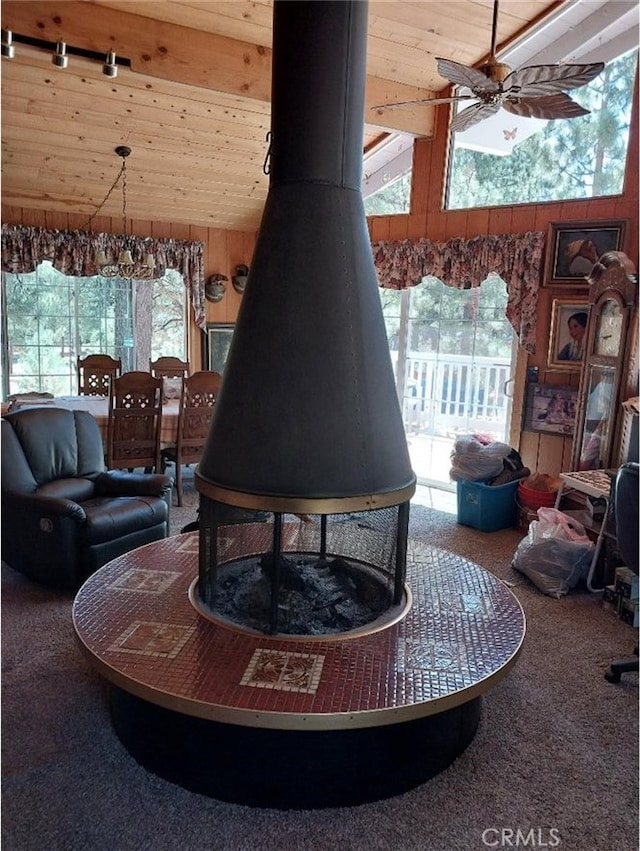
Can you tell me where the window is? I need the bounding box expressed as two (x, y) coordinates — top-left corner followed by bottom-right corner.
(2, 263), (187, 397)
(364, 171), (411, 216)
(380, 276), (515, 489)
(150, 270), (188, 360)
(362, 132), (413, 216)
(446, 50), (638, 209)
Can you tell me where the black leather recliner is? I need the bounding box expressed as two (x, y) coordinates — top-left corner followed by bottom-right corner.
(2, 407), (173, 588)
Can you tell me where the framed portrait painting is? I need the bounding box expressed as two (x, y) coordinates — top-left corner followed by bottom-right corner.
(523, 383), (579, 437)
(547, 299), (589, 371)
(545, 219), (627, 285)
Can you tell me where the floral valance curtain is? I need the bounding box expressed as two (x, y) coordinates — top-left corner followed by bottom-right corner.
(1, 225), (207, 330)
(372, 231), (545, 354)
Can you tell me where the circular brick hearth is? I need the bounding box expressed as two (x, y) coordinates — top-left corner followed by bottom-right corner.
(73, 531), (525, 808)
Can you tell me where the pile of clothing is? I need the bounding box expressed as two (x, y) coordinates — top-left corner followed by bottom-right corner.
(450, 433), (530, 486)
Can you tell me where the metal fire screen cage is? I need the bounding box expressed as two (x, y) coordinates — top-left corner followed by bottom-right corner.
(197, 500), (410, 635)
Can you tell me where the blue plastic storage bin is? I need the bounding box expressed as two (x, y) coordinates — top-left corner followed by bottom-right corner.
(456, 479), (519, 532)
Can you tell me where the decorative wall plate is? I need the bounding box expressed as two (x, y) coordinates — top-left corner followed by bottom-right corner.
(232, 265), (249, 295)
(205, 274), (228, 302)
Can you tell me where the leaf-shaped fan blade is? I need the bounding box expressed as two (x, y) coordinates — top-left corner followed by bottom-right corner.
(436, 58), (499, 93)
(450, 101), (500, 133)
(503, 62), (604, 98)
(503, 92), (590, 120)
(370, 94), (474, 111)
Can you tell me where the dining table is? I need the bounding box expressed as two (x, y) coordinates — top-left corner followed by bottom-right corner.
(9, 395), (181, 449)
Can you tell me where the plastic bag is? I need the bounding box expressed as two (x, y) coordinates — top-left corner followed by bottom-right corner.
(529, 507), (592, 543)
(449, 435), (514, 483)
(512, 507), (594, 598)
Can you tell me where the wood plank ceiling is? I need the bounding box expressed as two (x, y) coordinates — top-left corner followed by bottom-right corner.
(1, 0), (561, 231)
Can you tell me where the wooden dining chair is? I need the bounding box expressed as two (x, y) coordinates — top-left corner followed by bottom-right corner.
(161, 370), (222, 505)
(77, 354), (122, 396)
(149, 356), (190, 380)
(107, 371), (163, 474)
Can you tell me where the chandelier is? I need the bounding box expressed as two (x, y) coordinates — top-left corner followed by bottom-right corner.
(94, 146), (155, 280)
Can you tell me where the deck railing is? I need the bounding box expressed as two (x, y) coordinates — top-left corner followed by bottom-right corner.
(392, 352), (512, 438)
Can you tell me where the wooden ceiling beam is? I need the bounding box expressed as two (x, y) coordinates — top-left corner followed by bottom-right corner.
(2, 0), (436, 137)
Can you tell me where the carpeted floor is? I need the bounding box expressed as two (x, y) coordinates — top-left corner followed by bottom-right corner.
(2, 473), (638, 851)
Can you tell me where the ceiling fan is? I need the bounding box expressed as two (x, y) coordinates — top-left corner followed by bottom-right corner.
(373, 0), (605, 134)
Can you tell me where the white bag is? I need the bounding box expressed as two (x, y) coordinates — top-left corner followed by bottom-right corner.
(512, 507), (594, 598)
(449, 435), (513, 483)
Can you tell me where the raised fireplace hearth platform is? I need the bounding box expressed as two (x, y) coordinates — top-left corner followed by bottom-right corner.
(72, 530), (525, 808)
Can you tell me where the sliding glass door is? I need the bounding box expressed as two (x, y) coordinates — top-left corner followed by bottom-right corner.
(381, 275), (515, 489)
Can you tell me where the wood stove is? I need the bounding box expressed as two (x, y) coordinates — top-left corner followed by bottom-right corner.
(72, 1), (525, 810)
(195, 0), (415, 638)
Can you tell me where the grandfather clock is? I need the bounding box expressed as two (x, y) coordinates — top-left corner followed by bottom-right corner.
(572, 251), (638, 471)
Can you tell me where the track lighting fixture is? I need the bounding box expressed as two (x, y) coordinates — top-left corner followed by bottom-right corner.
(1, 31), (130, 76)
(52, 41), (68, 68)
(103, 50), (118, 78)
(1, 29), (15, 59)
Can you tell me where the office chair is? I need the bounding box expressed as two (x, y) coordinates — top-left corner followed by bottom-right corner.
(604, 462), (639, 683)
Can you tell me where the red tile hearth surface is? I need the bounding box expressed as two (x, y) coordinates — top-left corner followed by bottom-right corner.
(72, 529), (525, 730)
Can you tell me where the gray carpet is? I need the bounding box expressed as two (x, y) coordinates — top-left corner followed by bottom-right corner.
(2, 474), (638, 851)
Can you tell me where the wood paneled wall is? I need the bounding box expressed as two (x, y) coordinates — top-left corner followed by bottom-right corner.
(2, 76), (637, 478)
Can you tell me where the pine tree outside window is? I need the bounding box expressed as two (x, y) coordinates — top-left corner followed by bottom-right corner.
(446, 51), (637, 210)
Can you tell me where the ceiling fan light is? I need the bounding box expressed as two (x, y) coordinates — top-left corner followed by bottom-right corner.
(481, 59), (511, 84)
(118, 249), (134, 266)
(375, 0), (606, 135)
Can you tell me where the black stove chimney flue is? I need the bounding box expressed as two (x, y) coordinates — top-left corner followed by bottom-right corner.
(196, 0), (415, 513)
(269, 0), (366, 190)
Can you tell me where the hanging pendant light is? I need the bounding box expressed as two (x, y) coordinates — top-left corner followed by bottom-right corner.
(94, 146), (155, 280)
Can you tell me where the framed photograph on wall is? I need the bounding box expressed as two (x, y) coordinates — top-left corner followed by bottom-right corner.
(545, 219), (627, 285)
(204, 323), (235, 374)
(523, 383), (579, 437)
(547, 299), (590, 370)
